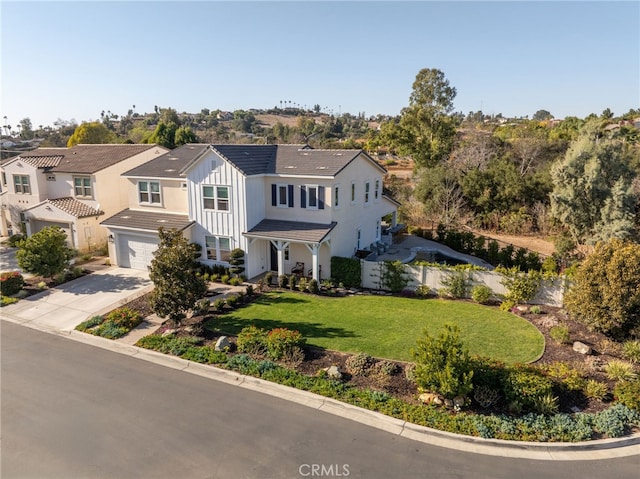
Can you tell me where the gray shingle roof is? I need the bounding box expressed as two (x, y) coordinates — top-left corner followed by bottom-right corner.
(211, 144), (277, 176)
(123, 143), (210, 178)
(54, 144), (161, 173)
(3, 144), (162, 173)
(208, 144), (383, 177)
(100, 209), (194, 232)
(244, 219), (337, 243)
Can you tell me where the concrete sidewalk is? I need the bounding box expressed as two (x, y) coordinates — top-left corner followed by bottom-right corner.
(1, 267), (152, 333)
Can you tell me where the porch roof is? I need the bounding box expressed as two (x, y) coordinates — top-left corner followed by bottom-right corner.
(100, 208), (194, 232)
(244, 219), (337, 243)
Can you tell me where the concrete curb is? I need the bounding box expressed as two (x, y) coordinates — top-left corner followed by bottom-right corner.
(4, 316), (639, 461)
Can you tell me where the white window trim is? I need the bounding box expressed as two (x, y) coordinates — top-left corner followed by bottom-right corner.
(374, 178), (380, 202)
(364, 181), (371, 206)
(138, 180), (162, 206)
(202, 185), (231, 212)
(205, 235), (232, 262)
(334, 184), (340, 209)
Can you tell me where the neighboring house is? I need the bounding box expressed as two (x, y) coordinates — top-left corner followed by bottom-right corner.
(102, 143), (399, 280)
(0, 144), (168, 250)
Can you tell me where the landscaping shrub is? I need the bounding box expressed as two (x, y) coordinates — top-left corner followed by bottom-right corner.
(278, 274), (288, 288)
(415, 285), (432, 297)
(413, 324), (474, 400)
(498, 267), (542, 305)
(604, 360), (637, 382)
(7, 233), (25, 247)
(288, 275), (297, 291)
(307, 278), (319, 295)
(549, 325), (571, 344)
(193, 298), (210, 316)
(613, 380), (640, 410)
(622, 340), (640, 364)
(1, 296), (19, 307)
(264, 271), (273, 286)
(471, 285), (492, 304)
(330, 256), (361, 288)
(225, 294), (240, 309)
(265, 328), (305, 361)
(381, 260), (410, 293)
(180, 346), (227, 364)
(245, 285), (254, 297)
(503, 367), (554, 414)
(221, 274), (230, 284)
(371, 359), (400, 378)
(212, 298), (225, 312)
(473, 385), (500, 409)
(229, 276), (242, 286)
(1, 271), (24, 296)
(297, 277), (308, 292)
(236, 326), (268, 356)
(440, 270), (470, 299)
(76, 315), (104, 332)
(584, 379), (609, 401)
(593, 403), (640, 437)
(346, 352), (376, 376)
(105, 307), (141, 329)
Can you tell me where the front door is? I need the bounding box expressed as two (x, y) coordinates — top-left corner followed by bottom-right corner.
(270, 243), (277, 271)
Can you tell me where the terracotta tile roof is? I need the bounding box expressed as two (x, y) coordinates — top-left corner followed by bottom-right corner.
(101, 208), (194, 232)
(48, 197), (103, 218)
(244, 219), (337, 243)
(18, 154), (64, 169)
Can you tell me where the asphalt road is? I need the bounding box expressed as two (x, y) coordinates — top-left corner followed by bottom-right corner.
(2, 322), (638, 479)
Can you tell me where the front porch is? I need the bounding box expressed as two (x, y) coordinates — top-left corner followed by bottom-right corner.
(244, 219), (336, 281)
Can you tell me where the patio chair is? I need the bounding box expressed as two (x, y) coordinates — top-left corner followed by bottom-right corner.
(291, 262), (304, 277)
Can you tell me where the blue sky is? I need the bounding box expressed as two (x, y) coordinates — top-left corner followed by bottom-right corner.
(2, 1), (639, 129)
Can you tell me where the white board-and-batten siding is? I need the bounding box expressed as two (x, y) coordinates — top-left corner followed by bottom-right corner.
(187, 152), (251, 252)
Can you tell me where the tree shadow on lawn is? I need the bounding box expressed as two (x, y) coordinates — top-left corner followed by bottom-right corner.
(206, 314), (358, 342)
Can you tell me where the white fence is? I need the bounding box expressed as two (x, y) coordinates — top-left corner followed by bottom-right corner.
(361, 261), (566, 307)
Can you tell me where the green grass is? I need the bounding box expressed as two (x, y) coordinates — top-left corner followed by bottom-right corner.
(207, 291), (544, 364)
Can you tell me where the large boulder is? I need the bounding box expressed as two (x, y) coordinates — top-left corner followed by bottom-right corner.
(573, 341), (592, 355)
(325, 365), (343, 380)
(418, 392), (444, 405)
(215, 336), (231, 351)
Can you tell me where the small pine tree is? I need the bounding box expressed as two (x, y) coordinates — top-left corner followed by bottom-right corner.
(16, 226), (72, 278)
(412, 324), (474, 400)
(148, 228), (206, 325)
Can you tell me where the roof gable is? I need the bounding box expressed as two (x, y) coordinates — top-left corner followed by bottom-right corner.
(53, 144), (161, 173)
(123, 143), (210, 178)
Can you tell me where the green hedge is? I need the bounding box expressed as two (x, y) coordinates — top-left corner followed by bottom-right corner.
(330, 256), (361, 287)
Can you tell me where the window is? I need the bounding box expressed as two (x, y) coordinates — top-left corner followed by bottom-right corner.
(301, 185), (325, 209)
(205, 235), (231, 262)
(356, 228), (361, 250)
(376, 220), (381, 240)
(272, 184), (293, 208)
(278, 185), (288, 206)
(1, 172), (6, 186)
(139, 181), (161, 204)
(203, 185), (230, 211)
(308, 186), (318, 208)
(74, 176), (92, 197)
(364, 181), (371, 205)
(13, 175), (30, 194)
(351, 181), (356, 203)
(375, 179), (380, 201)
(334, 185), (340, 208)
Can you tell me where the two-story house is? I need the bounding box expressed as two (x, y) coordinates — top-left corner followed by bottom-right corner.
(0, 144), (167, 250)
(102, 143), (399, 281)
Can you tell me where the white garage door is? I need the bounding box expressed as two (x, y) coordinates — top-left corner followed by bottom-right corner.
(32, 220), (73, 246)
(118, 234), (159, 270)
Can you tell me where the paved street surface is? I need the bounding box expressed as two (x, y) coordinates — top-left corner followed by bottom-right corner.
(3, 322), (638, 479)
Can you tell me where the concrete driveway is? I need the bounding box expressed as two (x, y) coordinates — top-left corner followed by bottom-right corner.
(1, 267), (152, 333)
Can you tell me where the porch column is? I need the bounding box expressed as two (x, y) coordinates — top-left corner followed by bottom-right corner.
(271, 240), (289, 278)
(391, 211), (397, 227)
(305, 243), (320, 281)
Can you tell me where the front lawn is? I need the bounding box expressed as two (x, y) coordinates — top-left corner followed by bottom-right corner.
(207, 291), (544, 364)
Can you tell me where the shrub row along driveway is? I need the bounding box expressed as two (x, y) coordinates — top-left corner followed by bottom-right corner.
(210, 291), (544, 364)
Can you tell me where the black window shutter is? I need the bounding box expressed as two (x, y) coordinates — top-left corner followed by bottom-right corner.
(288, 184), (294, 207)
(271, 184), (277, 206)
(318, 186), (325, 209)
(300, 185), (307, 208)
